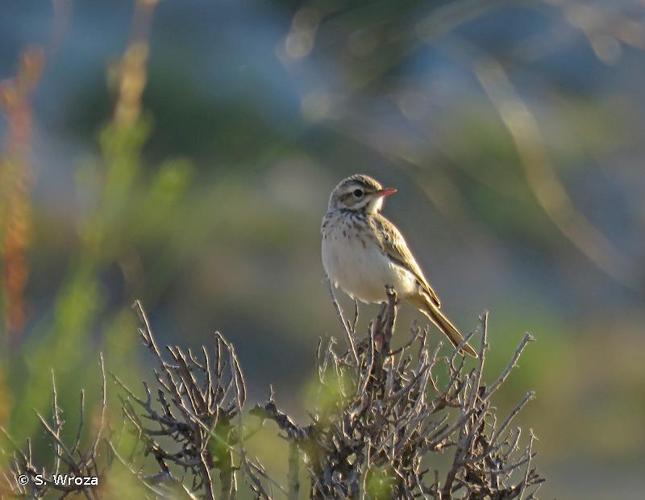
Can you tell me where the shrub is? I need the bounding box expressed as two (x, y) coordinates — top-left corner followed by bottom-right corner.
(1, 290), (543, 499)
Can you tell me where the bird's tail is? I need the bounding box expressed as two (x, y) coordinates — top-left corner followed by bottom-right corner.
(412, 294), (478, 358)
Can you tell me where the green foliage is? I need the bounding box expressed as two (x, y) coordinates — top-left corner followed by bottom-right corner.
(5, 114), (194, 448)
(365, 466), (394, 499)
(302, 369), (355, 418)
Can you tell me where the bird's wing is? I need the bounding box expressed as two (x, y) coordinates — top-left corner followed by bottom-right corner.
(372, 214), (441, 307)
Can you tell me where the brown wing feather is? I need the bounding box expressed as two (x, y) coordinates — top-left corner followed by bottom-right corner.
(371, 214), (441, 307)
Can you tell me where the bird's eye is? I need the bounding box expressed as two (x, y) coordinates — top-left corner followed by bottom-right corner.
(353, 189), (364, 198)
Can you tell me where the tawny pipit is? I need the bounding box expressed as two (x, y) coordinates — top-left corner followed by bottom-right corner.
(321, 174), (477, 357)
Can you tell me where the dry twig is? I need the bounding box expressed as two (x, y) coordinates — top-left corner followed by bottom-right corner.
(253, 288), (543, 499)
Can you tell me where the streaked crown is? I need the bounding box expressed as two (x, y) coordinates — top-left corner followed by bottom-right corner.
(327, 174), (396, 214)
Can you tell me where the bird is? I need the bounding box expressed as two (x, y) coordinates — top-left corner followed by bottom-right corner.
(321, 174), (477, 357)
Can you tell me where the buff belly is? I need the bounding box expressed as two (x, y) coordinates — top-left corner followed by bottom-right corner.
(322, 229), (417, 303)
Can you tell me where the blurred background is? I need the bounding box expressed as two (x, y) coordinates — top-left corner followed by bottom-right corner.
(1, 0), (644, 497)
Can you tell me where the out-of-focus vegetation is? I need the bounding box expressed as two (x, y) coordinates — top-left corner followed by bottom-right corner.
(1, 0), (644, 498)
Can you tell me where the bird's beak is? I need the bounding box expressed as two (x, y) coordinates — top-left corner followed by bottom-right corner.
(374, 187), (397, 198)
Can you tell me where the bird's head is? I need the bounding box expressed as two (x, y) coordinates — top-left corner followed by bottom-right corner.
(328, 174), (397, 214)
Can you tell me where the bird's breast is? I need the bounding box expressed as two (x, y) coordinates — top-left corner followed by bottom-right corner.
(321, 214), (417, 303)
